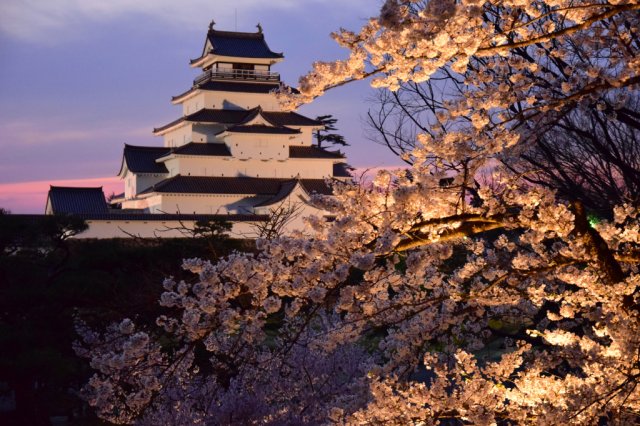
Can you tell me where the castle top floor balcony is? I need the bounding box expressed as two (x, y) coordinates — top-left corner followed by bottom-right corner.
(194, 68), (281, 86)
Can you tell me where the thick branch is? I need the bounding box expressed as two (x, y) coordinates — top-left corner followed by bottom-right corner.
(571, 200), (624, 284)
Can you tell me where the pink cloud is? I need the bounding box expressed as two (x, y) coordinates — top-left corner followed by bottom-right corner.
(0, 176), (122, 214)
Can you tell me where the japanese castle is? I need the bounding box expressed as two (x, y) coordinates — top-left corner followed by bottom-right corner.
(45, 23), (351, 238)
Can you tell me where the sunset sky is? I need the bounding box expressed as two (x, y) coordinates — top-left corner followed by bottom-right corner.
(0, 0), (404, 213)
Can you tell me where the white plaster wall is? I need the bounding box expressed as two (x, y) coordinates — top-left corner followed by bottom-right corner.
(156, 193), (270, 215)
(284, 204), (332, 236)
(183, 97), (204, 115)
(281, 159), (335, 178)
(181, 91), (282, 114)
(288, 127), (314, 145)
(163, 124), (194, 147)
(156, 155), (336, 179)
(162, 156), (233, 177)
(77, 219), (260, 239)
(216, 91), (281, 111)
(226, 133), (303, 160)
(121, 194), (163, 212)
(197, 55), (277, 70)
(252, 184), (333, 235)
(192, 124), (226, 142)
(124, 174), (136, 199)
(124, 173), (160, 199)
(135, 174), (167, 196)
(45, 198), (53, 215)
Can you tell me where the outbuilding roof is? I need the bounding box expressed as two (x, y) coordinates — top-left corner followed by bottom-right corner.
(47, 187), (109, 214)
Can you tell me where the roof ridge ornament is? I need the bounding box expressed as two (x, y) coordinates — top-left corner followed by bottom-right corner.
(208, 20), (216, 31)
(256, 23), (263, 33)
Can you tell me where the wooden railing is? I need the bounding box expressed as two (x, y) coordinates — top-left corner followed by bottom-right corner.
(194, 69), (280, 85)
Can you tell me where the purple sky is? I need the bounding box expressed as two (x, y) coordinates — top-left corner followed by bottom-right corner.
(0, 0), (405, 213)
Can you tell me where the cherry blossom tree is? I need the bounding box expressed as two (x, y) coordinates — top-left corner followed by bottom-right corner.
(364, 59), (640, 219)
(78, 1), (640, 424)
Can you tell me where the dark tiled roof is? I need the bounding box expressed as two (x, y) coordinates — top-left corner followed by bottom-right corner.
(47, 187), (109, 214)
(201, 30), (284, 60)
(200, 81), (281, 93)
(262, 111), (321, 126)
(254, 180), (300, 207)
(289, 146), (345, 159)
(142, 176), (332, 196)
(121, 145), (170, 174)
(189, 108), (250, 124)
(333, 163), (353, 177)
(198, 81), (280, 93)
(170, 142), (232, 156)
(155, 108), (319, 133)
(299, 180), (334, 196)
(153, 116), (185, 134)
(224, 125), (301, 134)
(172, 81), (298, 101)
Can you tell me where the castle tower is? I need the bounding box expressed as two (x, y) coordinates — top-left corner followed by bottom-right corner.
(46, 22), (351, 237)
(115, 23), (350, 216)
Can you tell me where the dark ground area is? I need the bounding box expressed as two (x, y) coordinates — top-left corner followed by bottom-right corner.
(0, 213), (253, 425)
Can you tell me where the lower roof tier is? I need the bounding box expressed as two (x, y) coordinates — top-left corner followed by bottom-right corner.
(120, 143), (346, 176)
(172, 81), (278, 102)
(154, 107), (321, 134)
(140, 175), (334, 196)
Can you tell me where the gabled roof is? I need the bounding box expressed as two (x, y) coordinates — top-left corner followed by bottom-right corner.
(153, 107), (322, 133)
(193, 29), (284, 63)
(222, 124), (301, 135)
(141, 176), (332, 196)
(254, 180), (302, 207)
(154, 108), (320, 134)
(237, 108), (322, 127)
(289, 146), (345, 159)
(120, 145), (170, 175)
(47, 186), (109, 214)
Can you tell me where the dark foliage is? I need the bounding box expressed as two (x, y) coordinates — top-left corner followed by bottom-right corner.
(0, 213), (253, 424)
(314, 114), (348, 148)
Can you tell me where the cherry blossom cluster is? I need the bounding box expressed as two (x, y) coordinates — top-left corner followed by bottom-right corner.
(77, 1), (640, 423)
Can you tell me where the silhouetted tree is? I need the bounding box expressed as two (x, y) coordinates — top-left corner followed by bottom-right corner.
(314, 115), (348, 148)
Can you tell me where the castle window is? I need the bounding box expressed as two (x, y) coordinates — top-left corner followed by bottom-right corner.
(233, 63), (254, 71)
